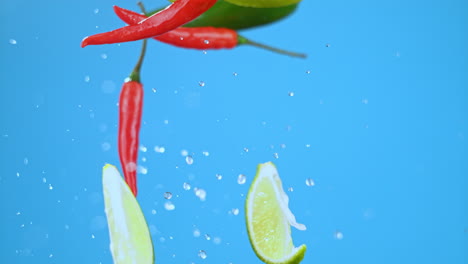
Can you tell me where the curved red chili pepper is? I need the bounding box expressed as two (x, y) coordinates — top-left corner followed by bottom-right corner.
(114, 6), (237, 50)
(81, 0), (217, 47)
(119, 80), (143, 196)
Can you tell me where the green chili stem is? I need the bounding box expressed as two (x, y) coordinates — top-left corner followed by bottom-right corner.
(238, 35), (307, 59)
(129, 39), (147, 82)
(129, 2), (150, 82)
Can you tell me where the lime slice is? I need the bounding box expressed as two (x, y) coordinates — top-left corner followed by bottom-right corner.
(246, 162), (307, 264)
(102, 164), (154, 264)
(224, 0), (301, 8)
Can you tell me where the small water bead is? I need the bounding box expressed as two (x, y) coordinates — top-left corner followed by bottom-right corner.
(334, 231), (344, 240)
(232, 208), (239, 215)
(215, 174), (222, 180)
(237, 174), (246, 184)
(183, 182), (191, 190)
(186, 155), (194, 165)
(193, 228), (201, 237)
(154, 146), (165, 153)
(203, 40), (210, 44)
(84, 76), (90, 82)
(138, 166), (148, 175)
(273, 153), (279, 159)
(233, 72), (238, 76)
(164, 119), (169, 124)
(325, 43), (331, 47)
(141, 157), (147, 162)
(204, 234), (211, 240)
(9, 39), (17, 45)
(164, 201), (175, 211)
(164, 192), (173, 200)
(139, 145), (148, 152)
(198, 81), (206, 87)
(305, 178), (315, 186)
(151, 209), (157, 215)
(198, 250), (207, 259)
(152, 88), (157, 93)
(288, 187), (294, 192)
(213, 237), (222, 245)
(16, 172), (20, 177)
(362, 98), (369, 104)
(288, 91), (295, 97)
(181, 149), (188, 156)
(280, 144), (286, 149)
(91, 234), (95, 239)
(101, 53), (108, 59)
(306, 70), (311, 74)
(243, 147), (249, 153)
(48, 184), (53, 190)
(23, 158), (29, 165)
(202, 151), (210, 157)
(194, 188), (207, 201)
(202, 50), (207, 55)
(305, 144), (311, 148)
(101, 142), (111, 151)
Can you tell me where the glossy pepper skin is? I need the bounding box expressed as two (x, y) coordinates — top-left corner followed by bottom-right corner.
(114, 6), (238, 50)
(118, 80), (143, 196)
(81, 0), (217, 47)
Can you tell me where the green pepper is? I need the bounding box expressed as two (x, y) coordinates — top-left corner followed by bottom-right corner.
(147, 0), (299, 31)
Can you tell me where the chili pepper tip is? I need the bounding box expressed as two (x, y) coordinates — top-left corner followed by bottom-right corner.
(81, 37), (89, 48)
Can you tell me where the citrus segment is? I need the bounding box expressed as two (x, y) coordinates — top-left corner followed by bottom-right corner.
(102, 164), (154, 264)
(246, 162), (307, 264)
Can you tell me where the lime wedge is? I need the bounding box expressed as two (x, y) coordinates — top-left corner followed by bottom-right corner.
(102, 164), (154, 264)
(246, 162), (307, 264)
(224, 0), (301, 8)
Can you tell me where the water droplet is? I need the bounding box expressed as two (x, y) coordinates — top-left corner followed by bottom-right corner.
(362, 98), (369, 104)
(48, 184), (53, 190)
(213, 237), (222, 244)
(101, 142), (111, 151)
(65, 224), (70, 230)
(186, 155), (194, 165)
(325, 43), (331, 47)
(91, 234), (95, 239)
(334, 231), (343, 240)
(49, 254), (53, 258)
(181, 149), (188, 156)
(183, 182), (191, 190)
(164, 201), (175, 211)
(16, 211), (21, 215)
(202, 50), (207, 55)
(215, 174), (222, 180)
(305, 178), (315, 186)
(204, 234), (211, 240)
(164, 120), (169, 125)
(9, 39), (17, 45)
(273, 153), (279, 159)
(232, 208), (239, 215)
(23, 158), (29, 165)
(288, 91), (295, 96)
(16, 172), (20, 177)
(202, 151), (210, 156)
(306, 70), (311, 74)
(94, 8), (99, 14)
(237, 174), (246, 184)
(139, 145), (147, 152)
(305, 144), (311, 148)
(288, 187), (294, 192)
(233, 72), (238, 76)
(280, 144), (286, 149)
(152, 88), (157, 93)
(84, 76), (90, 82)
(138, 166), (148, 175)
(100, 53), (108, 59)
(42, 177), (47, 183)
(198, 250), (207, 259)
(141, 157), (147, 162)
(164, 192), (173, 200)
(198, 81), (205, 87)
(243, 147), (249, 153)
(193, 228), (201, 237)
(154, 146), (165, 153)
(203, 40), (210, 44)
(194, 188), (207, 201)
(151, 209), (157, 215)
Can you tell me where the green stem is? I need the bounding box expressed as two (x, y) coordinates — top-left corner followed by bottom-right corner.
(138, 1), (148, 15)
(237, 35), (307, 59)
(128, 39), (148, 82)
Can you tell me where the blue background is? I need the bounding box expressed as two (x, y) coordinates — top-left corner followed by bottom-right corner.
(1, 0), (466, 263)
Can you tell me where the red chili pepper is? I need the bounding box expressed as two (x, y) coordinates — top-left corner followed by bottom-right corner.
(119, 80), (143, 196)
(114, 5), (237, 50)
(118, 38), (147, 197)
(81, 0), (217, 47)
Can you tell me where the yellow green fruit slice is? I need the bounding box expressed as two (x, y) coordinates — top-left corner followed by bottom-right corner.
(246, 162), (307, 264)
(102, 164), (154, 264)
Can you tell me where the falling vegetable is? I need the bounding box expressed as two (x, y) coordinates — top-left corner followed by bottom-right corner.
(118, 38), (147, 196)
(81, 0), (217, 47)
(114, 6), (306, 58)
